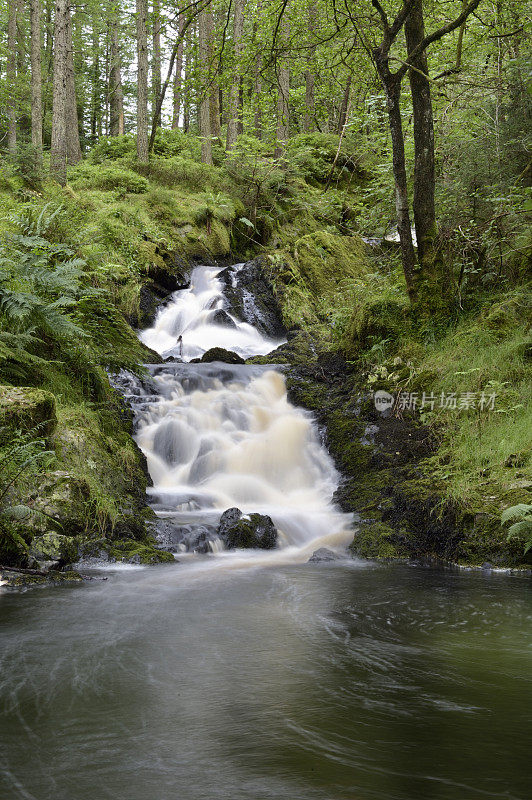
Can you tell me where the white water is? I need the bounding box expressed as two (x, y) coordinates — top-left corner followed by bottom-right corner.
(135, 265), (353, 564)
(140, 265), (283, 360)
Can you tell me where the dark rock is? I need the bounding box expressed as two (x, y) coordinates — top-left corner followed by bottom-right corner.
(218, 259), (287, 338)
(200, 348), (245, 365)
(210, 309), (237, 328)
(154, 519), (218, 554)
(217, 507), (278, 550)
(308, 548), (343, 563)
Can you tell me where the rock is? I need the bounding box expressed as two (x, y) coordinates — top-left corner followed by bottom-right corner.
(0, 386), (56, 441)
(209, 309), (237, 328)
(187, 526), (217, 554)
(217, 507), (278, 550)
(29, 533), (78, 564)
(200, 347), (245, 365)
(308, 547), (343, 563)
(218, 259), (287, 338)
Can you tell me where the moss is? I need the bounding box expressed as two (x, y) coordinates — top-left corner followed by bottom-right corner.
(109, 539), (175, 564)
(0, 386), (56, 440)
(351, 522), (411, 559)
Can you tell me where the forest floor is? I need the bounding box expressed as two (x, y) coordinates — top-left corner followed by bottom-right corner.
(0, 131), (530, 576)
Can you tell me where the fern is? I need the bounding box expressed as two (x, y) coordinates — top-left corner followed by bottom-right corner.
(0, 426), (55, 566)
(501, 504), (532, 555)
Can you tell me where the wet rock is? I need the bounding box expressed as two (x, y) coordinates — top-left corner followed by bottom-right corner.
(29, 532), (78, 564)
(187, 526), (217, 554)
(218, 507), (278, 550)
(199, 348), (245, 365)
(308, 548), (343, 563)
(210, 309), (237, 328)
(218, 259), (286, 338)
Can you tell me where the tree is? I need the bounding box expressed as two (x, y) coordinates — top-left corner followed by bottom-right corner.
(30, 0), (42, 164)
(151, 0), (161, 128)
(226, 0), (245, 150)
(370, 0), (482, 302)
(303, 2), (317, 132)
(50, 0), (69, 184)
(275, 11), (290, 156)
(198, 4), (212, 164)
(136, 0), (149, 162)
(6, 0), (17, 152)
(65, 5), (82, 163)
(109, 2), (125, 136)
(172, 11), (185, 129)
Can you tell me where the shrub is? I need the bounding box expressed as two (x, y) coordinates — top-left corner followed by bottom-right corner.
(69, 163), (149, 194)
(89, 135), (136, 163)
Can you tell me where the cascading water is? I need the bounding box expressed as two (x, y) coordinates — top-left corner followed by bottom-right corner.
(139, 265), (282, 361)
(129, 264), (352, 564)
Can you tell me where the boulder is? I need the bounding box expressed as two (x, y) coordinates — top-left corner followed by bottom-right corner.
(217, 507), (278, 550)
(218, 259), (287, 338)
(200, 348), (245, 365)
(308, 547), (343, 563)
(0, 386), (56, 441)
(209, 309), (237, 328)
(29, 533), (78, 565)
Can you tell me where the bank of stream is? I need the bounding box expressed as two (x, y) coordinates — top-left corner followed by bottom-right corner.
(1, 262), (531, 800)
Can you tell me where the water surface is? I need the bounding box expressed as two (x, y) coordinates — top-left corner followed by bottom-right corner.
(1, 562), (530, 800)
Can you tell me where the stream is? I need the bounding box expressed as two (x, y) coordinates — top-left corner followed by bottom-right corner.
(1, 264), (531, 799)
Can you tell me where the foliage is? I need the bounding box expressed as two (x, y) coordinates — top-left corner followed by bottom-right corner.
(501, 505), (532, 554)
(0, 426), (54, 565)
(69, 163), (149, 195)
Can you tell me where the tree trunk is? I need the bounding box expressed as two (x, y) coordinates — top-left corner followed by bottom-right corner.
(198, 7), (212, 164)
(109, 7), (124, 136)
(226, 0), (245, 150)
(50, 0), (68, 184)
(275, 14), (290, 157)
(152, 0), (161, 128)
(375, 53), (416, 301)
(65, 4), (82, 163)
(337, 75), (352, 134)
(204, 8), (221, 142)
(183, 29), (190, 133)
(254, 48), (262, 139)
(7, 0), (17, 152)
(30, 0), (43, 164)
(171, 12), (184, 129)
(42, 0), (53, 127)
(90, 14), (100, 141)
(405, 0), (437, 270)
(136, 0), (149, 162)
(303, 2), (316, 132)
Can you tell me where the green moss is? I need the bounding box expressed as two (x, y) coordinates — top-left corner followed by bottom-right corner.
(109, 539), (175, 564)
(0, 387), (56, 439)
(351, 522), (411, 559)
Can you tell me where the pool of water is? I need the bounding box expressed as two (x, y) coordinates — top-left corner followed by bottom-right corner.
(1, 561), (530, 800)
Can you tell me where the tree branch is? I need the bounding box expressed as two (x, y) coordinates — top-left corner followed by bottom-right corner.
(395, 0), (482, 82)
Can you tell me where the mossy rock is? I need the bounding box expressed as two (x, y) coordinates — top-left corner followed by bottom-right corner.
(0, 386), (56, 440)
(29, 533), (78, 564)
(109, 538), (175, 564)
(351, 522), (412, 559)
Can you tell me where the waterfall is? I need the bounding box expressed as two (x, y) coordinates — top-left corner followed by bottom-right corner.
(140, 265), (283, 361)
(131, 265), (353, 563)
